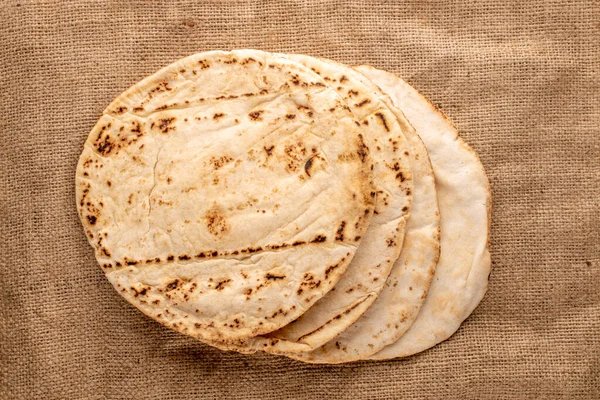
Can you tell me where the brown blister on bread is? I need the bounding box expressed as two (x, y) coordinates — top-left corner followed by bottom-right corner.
(248, 110), (264, 121)
(203, 207), (229, 237)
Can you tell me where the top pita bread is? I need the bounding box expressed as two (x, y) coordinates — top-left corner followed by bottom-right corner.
(355, 65), (492, 359)
(75, 50), (375, 343)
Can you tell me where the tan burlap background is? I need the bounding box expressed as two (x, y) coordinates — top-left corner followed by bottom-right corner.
(1, 1), (598, 399)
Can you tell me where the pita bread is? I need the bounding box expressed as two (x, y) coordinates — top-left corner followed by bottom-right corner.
(207, 54), (413, 354)
(355, 65), (492, 359)
(76, 50), (376, 344)
(286, 76), (440, 364)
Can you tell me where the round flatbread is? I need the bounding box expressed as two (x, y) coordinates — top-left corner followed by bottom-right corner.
(76, 50), (376, 344)
(286, 80), (440, 364)
(207, 54), (413, 354)
(355, 65), (492, 359)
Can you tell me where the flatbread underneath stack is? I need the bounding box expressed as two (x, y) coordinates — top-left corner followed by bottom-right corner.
(355, 65), (492, 359)
(286, 80), (441, 364)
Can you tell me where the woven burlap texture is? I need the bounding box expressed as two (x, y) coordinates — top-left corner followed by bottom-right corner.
(1, 1), (598, 399)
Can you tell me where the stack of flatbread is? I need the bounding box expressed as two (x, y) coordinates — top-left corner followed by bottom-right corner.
(76, 50), (491, 364)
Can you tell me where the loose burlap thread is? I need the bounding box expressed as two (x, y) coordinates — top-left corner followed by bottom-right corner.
(1, 1), (598, 399)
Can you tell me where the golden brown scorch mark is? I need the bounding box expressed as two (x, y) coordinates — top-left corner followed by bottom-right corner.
(249, 110), (264, 121)
(356, 134), (368, 162)
(204, 208), (229, 237)
(94, 124), (114, 156)
(304, 156), (315, 176)
(210, 155), (233, 170)
(375, 113), (389, 132)
(109, 237), (340, 270)
(335, 221), (346, 241)
(156, 118), (176, 134)
(215, 279), (232, 291)
(264, 145), (274, 156)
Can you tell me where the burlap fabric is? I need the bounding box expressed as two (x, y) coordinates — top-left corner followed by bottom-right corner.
(1, 1), (598, 399)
